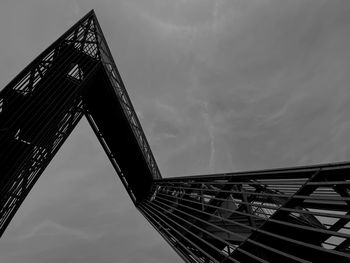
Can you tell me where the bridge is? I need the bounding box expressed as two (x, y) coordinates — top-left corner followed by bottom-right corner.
(1, 10), (350, 262)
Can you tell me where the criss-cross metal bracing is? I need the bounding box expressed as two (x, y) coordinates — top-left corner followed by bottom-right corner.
(0, 10), (160, 237)
(1, 10), (350, 263)
(140, 162), (350, 262)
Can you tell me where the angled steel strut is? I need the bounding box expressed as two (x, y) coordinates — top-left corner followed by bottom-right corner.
(1, 10), (350, 263)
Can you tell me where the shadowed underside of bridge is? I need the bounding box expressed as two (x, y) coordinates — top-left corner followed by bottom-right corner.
(1, 10), (350, 263)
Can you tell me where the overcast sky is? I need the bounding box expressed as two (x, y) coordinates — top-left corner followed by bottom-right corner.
(1, 1), (350, 262)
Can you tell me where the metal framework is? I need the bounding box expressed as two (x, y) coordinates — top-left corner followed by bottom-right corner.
(142, 163), (350, 262)
(1, 10), (350, 263)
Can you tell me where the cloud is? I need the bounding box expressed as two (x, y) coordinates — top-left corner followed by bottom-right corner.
(180, 0), (350, 170)
(17, 220), (95, 241)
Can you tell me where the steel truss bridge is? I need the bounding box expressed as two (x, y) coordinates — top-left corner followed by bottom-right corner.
(1, 10), (350, 263)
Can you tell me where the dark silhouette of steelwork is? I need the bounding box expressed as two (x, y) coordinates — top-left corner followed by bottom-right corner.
(1, 10), (350, 263)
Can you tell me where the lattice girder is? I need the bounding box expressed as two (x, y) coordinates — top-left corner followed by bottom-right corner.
(141, 163), (350, 262)
(0, 10), (160, 237)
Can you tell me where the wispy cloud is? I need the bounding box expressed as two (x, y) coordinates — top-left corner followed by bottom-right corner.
(17, 220), (96, 241)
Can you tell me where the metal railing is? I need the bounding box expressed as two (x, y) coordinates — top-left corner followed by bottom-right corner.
(141, 162), (350, 262)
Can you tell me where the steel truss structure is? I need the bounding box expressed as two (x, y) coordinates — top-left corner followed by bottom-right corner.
(1, 10), (350, 263)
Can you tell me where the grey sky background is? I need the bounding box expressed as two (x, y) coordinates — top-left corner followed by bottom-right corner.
(1, 1), (350, 262)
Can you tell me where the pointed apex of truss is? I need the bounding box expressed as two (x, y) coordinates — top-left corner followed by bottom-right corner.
(0, 11), (161, 235)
